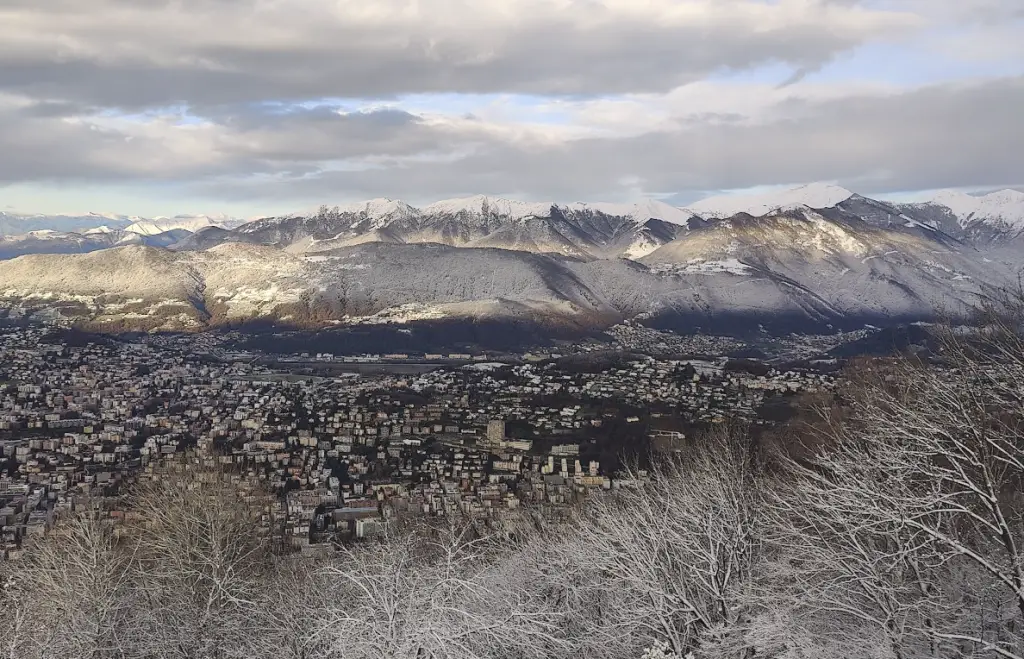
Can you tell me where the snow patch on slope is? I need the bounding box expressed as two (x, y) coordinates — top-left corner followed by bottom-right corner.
(649, 259), (752, 276)
(589, 199), (695, 226)
(344, 302), (450, 325)
(624, 235), (661, 259)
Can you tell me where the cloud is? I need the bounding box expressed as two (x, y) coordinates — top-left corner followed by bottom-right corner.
(891, 0), (1024, 23)
(179, 76), (1021, 203)
(2, 74), (1021, 203)
(0, 100), (477, 184)
(1, 0), (1020, 212)
(0, 0), (918, 108)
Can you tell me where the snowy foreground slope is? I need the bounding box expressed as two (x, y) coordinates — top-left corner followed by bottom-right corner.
(0, 202), (1010, 334)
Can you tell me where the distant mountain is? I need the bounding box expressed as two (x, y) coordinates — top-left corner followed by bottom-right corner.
(0, 211), (245, 238)
(590, 199), (696, 227)
(0, 227), (195, 260)
(0, 206), (1006, 334)
(0, 211), (249, 260)
(229, 196), (697, 259)
(825, 194), (965, 248)
(168, 226), (259, 252)
(685, 183), (855, 219)
(125, 214), (248, 236)
(896, 189), (1024, 245)
(642, 205), (993, 326)
(678, 184), (1024, 249)
(927, 189), (1024, 229)
(0, 212), (134, 236)
(2, 185), (1022, 336)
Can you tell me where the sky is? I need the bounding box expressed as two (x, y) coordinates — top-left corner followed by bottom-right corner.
(0, 0), (1022, 217)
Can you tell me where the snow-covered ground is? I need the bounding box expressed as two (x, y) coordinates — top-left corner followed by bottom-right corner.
(648, 258), (752, 275)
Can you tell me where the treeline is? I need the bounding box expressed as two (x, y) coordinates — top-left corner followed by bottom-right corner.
(7, 312), (1024, 658)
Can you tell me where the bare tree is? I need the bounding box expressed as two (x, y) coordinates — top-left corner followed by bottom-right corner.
(246, 555), (337, 659)
(768, 303), (1024, 659)
(1, 508), (136, 659)
(0, 566), (31, 659)
(314, 517), (567, 659)
(765, 422), (943, 659)
(541, 426), (761, 658)
(124, 456), (276, 659)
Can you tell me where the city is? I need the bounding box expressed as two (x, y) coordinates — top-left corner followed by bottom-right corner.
(2, 0), (1020, 653)
(0, 322), (834, 558)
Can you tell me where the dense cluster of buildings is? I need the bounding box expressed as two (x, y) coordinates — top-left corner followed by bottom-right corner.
(0, 323), (835, 558)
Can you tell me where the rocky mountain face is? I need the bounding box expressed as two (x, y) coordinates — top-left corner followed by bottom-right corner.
(229, 197), (695, 260)
(0, 186), (1020, 335)
(897, 190), (1024, 246)
(642, 206), (996, 327)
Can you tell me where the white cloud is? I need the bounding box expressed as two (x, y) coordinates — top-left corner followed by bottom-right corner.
(0, 0), (919, 107)
(0, 0), (1020, 211)
(1, 72), (1021, 203)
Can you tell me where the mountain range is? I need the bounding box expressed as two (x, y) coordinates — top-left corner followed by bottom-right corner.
(0, 213), (247, 258)
(1, 184), (1022, 336)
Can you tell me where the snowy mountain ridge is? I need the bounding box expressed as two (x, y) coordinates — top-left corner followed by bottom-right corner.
(686, 183), (856, 219)
(305, 196), (696, 227)
(124, 214), (248, 236)
(0, 206), (1008, 335)
(421, 196), (555, 222)
(7, 184), (1024, 238)
(5, 184), (1024, 264)
(924, 189), (1024, 229)
(0, 210), (246, 238)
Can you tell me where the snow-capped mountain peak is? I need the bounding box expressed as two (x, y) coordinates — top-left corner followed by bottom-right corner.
(85, 211), (134, 222)
(686, 182), (855, 219)
(125, 214), (245, 236)
(337, 198), (417, 218)
(83, 225), (117, 235)
(630, 199), (696, 226)
(423, 195), (554, 221)
(589, 199), (695, 227)
(927, 189), (1024, 229)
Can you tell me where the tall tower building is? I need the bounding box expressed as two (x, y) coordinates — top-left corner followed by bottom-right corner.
(486, 419), (506, 443)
